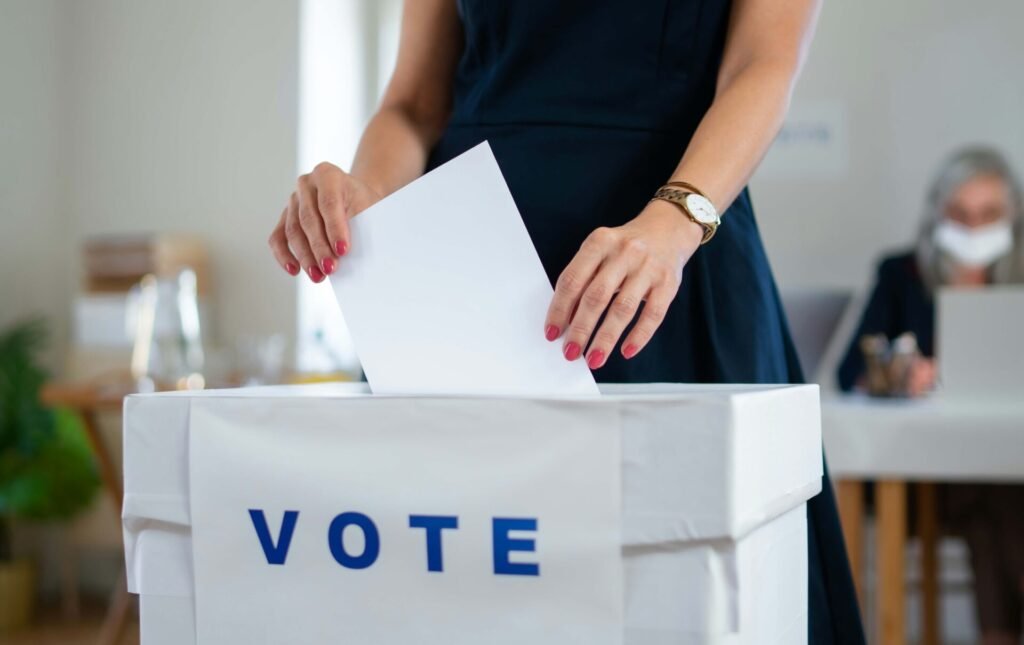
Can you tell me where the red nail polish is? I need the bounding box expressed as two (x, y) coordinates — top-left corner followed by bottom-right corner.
(308, 266), (325, 283)
(623, 343), (639, 359)
(587, 349), (606, 370)
(335, 240), (348, 256)
(322, 257), (336, 275)
(564, 342), (581, 361)
(285, 262), (299, 276)
(545, 325), (560, 341)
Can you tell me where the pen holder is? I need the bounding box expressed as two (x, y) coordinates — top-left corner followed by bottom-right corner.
(859, 332), (920, 397)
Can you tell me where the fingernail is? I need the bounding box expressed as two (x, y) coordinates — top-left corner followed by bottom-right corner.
(284, 262), (299, 276)
(545, 325), (560, 341)
(335, 240), (348, 256)
(563, 342), (581, 361)
(587, 349), (606, 370)
(622, 343), (639, 359)
(322, 257), (336, 275)
(308, 266), (325, 283)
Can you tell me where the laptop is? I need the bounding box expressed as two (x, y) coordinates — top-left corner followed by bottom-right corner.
(937, 286), (1024, 397)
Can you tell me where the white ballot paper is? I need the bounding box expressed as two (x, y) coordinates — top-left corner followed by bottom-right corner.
(330, 142), (598, 396)
(188, 397), (624, 645)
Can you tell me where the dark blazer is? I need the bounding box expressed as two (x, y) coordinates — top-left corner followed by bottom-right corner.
(837, 251), (935, 391)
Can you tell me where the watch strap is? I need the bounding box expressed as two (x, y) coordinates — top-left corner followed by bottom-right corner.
(651, 186), (718, 245)
(665, 180), (707, 198)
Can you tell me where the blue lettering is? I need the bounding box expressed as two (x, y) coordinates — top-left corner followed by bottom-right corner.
(248, 509), (299, 565)
(492, 517), (539, 576)
(327, 512), (380, 569)
(409, 515), (459, 572)
(250, 510), (542, 576)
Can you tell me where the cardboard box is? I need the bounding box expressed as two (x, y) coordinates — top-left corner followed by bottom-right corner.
(122, 383), (822, 644)
(83, 233), (210, 295)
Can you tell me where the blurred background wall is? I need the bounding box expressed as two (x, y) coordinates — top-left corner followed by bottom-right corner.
(1, 0), (65, 367)
(753, 0), (1024, 291)
(1, 0), (301, 369)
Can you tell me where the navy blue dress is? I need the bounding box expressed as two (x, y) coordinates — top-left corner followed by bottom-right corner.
(426, 2), (865, 641)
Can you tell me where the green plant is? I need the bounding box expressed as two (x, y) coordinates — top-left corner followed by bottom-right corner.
(0, 319), (100, 562)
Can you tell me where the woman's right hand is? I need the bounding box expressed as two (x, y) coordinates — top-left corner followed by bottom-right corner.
(268, 162), (382, 282)
(907, 357), (937, 397)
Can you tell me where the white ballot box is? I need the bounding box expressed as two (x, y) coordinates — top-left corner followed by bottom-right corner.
(122, 383), (821, 645)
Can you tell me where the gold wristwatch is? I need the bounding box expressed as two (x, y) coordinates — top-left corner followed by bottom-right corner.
(651, 181), (720, 244)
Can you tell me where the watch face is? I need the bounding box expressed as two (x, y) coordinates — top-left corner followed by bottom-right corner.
(685, 193), (719, 224)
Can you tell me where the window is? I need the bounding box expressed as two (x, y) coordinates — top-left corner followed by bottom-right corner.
(295, 0), (401, 374)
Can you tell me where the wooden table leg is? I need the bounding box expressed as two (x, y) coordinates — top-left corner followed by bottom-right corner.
(78, 408), (132, 645)
(836, 480), (865, 603)
(916, 482), (940, 645)
(79, 409), (124, 510)
(877, 480), (907, 645)
(59, 536), (81, 622)
(95, 572), (133, 645)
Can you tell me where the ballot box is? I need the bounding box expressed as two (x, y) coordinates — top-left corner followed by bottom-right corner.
(122, 383), (822, 645)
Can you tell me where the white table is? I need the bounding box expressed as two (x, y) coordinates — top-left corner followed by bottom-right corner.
(822, 394), (1024, 645)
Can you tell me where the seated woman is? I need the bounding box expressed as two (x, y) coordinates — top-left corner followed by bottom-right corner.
(838, 146), (1024, 645)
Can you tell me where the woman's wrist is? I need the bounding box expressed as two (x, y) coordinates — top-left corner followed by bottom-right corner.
(635, 199), (706, 253)
(346, 171), (386, 204)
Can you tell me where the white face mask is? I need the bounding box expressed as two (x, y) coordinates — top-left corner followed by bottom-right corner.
(933, 219), (1014, 267)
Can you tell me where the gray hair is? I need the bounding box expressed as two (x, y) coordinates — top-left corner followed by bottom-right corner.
(915, 146), (1024, 289)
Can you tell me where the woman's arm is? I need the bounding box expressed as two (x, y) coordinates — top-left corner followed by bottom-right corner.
(268, 0), (461, 282)
(673, 0), (822, 210)
(350, 0), (462, 197)
(544, 0), (822, 366)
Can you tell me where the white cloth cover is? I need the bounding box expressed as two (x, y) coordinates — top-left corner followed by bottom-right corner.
(822, 393), (1024, 480)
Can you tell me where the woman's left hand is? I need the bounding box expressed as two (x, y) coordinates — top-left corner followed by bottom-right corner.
(544, 199), (705, 369)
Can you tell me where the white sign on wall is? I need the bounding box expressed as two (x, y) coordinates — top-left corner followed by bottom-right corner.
(759, 99), (849, 180)
(187, 397), (624, 645)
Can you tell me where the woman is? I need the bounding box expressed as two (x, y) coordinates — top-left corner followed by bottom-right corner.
(269, 1), (863, 641)
(838, 147), (1024, 645)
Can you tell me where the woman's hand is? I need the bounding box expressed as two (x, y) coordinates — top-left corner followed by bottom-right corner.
(544, 199), (705, 369)
(268, 163), (382, 282)
(907, 357), (937, 397)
